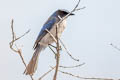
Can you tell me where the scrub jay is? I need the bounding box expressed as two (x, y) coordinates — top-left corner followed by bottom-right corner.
(24, 9), (74, 75)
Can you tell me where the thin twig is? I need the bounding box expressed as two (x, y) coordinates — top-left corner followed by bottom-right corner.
(49, 44), (57, 49)
(48, 45), (56, 55)
(75, 6), (86, 11)
(40, 63), (84, 80)
(39, 66), (56, 80)
(73, 0), (81, 11)
(59, 70), (114, 80)
(110, 43), (120, 51)
(52, 0), (83, 79)
(9, 19), (34, 80)
(48, 45), (58, 59)
(15, 29), (30, 41)
(60, 39), (79, 61)
(9, 20), (30, 52)
(59, 63), (85, 69)
(57, 0), (85, 25)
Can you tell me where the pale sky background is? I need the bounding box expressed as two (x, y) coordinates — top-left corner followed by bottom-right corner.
(0, 0), (120, 80)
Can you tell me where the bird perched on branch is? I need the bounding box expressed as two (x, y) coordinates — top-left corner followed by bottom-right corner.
(24, 9), (74, 75)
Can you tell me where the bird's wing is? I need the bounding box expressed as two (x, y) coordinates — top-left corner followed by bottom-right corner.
(33, 17), (57, 49)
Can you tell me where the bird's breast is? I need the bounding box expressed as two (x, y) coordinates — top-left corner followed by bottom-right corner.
(57, 19), (66, 36)
(48, 19), (66, 38)
(40, 20), (66, 45)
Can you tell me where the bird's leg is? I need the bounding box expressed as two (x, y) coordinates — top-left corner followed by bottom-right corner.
(48, 45), (57, 59)
(49, 44), (57, 49)
(48, 44), (62, 59)
(49, 44), (62, 50)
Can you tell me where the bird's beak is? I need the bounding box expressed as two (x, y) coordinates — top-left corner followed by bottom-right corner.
(70, 13), (75, 15)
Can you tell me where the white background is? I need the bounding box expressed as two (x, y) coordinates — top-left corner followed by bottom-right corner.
(0, 0), (120, 80)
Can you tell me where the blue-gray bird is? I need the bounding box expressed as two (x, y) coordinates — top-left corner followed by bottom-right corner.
(24, 9), (74, 75)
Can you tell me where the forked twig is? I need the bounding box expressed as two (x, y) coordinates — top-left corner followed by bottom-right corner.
(9, 19), (34, 80)
(38, 62), (85, 80)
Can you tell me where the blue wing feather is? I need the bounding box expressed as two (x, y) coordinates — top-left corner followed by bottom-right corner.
(33, 17), (57, 49)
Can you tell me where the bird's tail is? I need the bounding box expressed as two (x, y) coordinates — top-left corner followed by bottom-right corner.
(24, 45), (46, 75)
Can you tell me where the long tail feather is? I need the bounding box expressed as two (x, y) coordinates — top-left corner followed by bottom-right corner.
(24, 45), (45, 75)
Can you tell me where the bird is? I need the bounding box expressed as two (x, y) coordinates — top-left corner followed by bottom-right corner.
(24, 9), (74, 75)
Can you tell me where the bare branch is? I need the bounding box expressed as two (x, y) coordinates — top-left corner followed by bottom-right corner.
(59, 63), (85, 69)
(39, 62), (84, 80)
(57, 0), (85, 25)
(46, 0), (84, 79)
(15, 29), (30, 41)
(59, 39), (79, 62)
(110, 43), (120, 52)
(39, 66), (56, 80)
(48, 45), (56, 55)
(59, 70), (114, 80)
(72, 0), (81, 11)
(9, 19), (34, 80)
(9, 19), (30, 53)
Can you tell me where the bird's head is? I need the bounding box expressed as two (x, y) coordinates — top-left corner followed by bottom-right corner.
(57, 9), (74, 18)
